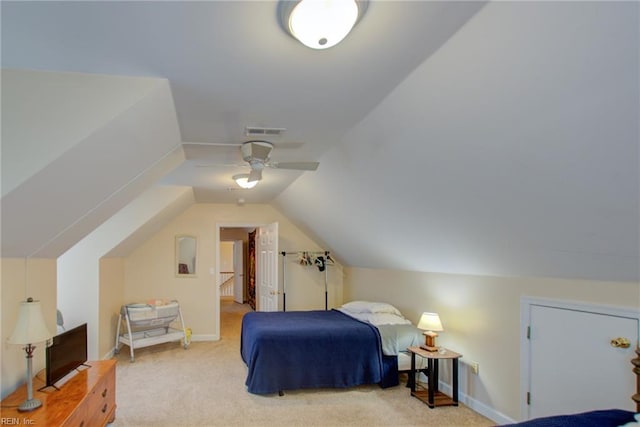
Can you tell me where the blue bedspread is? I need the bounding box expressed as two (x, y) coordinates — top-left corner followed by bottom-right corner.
(240, 309), (385, 394)
(501, 409), (637, 427)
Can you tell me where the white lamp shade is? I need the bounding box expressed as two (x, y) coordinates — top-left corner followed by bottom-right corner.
(8, 299), (52, 345)
(233, 174), (258, 189)
(417, 312), (443, 332)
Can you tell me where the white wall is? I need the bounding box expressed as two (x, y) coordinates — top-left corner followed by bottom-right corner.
(344, 267), (640, 423)
(220, 242), (233, 273)
(124, 203), (343, 340)
(57, 241), (101, 360)
(57, 186), (192, 360)
(282, 256), (342, 311)
(99, 258), (125, 359)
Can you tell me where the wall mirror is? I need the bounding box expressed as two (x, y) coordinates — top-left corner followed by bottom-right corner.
(176, 235), (197, 277)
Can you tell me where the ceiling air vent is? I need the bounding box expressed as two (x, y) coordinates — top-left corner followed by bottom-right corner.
(245, 126), (286, 137)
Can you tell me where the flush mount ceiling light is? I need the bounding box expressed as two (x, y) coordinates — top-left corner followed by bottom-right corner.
(233, 174), (258, 189)
(279, 0), (369, 50)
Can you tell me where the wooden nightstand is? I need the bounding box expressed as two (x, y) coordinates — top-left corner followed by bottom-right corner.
(407, 346), (462, 408)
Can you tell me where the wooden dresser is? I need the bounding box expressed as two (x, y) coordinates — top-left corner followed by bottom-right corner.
(1, 359), (116, 426)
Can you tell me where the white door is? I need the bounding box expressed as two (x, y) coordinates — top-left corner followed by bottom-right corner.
(256, 222), (278, 312)
(233, 240), (243, 304)
(526, 302), (638, 420)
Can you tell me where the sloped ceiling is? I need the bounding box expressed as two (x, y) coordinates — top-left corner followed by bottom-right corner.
(101, 186), (195, 258)
(1, 70), (185, 257)
(1, 1), (638, 282)
(275, 1), (640, 282)
(2, 70), (161, 196)
(1, 0), (487, 203)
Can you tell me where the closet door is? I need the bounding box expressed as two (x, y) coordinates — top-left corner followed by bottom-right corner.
(526, 302), (638, 420)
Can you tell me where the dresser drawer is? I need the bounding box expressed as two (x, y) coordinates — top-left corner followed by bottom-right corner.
(84, 364), (116, 426)
(62, 404), (88, 427)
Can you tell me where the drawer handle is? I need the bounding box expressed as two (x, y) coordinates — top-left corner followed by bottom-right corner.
(102, 388), (108, 397)
(102, 403), (108, 413)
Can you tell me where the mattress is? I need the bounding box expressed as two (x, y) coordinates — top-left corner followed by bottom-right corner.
(241, 309), (390, 394)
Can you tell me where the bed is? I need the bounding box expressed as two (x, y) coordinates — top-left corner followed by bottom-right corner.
(240, 301), (424, 394)
(501, 409), (637, 427)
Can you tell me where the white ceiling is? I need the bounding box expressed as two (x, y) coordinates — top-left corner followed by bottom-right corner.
(2, 0), (486, 202)
(2, 1), (638, 282)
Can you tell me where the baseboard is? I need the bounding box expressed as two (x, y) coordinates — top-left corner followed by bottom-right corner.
(104, 334), (219, 359)
(191, 334), (219, 342)
(103, 348), (116, 360)
(437, 380), (516, 425)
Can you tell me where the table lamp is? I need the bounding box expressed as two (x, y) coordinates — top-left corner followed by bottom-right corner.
(8, 298), (53, 412)
(417, 312), (443, 352)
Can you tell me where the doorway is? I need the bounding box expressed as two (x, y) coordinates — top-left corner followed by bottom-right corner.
(218, 226), (253, 339)
(215, 222), (279, 340)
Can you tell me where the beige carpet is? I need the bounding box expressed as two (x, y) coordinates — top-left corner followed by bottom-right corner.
(111, 298), (494, 426)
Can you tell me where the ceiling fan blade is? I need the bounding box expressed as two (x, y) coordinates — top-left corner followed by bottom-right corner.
(242, 141), (273, 161)
(195, 163), (245, 168)
(248, 169), (262, 182)
(269, 161), (319, 171)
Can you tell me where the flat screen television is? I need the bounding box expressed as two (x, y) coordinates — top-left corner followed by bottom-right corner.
(44, 323), (88, 389)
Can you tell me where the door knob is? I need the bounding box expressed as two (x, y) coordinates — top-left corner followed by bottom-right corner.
(610, 337), (631, 348)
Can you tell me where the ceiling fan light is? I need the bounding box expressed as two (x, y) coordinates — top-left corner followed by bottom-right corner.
(281, 0), (366, 50)
(233, 174), (258, 189)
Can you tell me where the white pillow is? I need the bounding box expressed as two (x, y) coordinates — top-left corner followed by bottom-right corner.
(341, 301), (403, 316)
(365, 312), (411, 326)
(338, 309), (411, 326)
(368, 302), (403, 316)
(341, 301), (374, 313)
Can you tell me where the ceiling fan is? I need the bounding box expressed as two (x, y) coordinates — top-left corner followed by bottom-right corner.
(196, 140), (319, 183)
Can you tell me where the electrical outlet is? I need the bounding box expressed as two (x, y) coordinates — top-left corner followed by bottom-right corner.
(471, 361), (479, 375)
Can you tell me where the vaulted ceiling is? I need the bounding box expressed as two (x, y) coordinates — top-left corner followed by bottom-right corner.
(2, 1), (638, 282)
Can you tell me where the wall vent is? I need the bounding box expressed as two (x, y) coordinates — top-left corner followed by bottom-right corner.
(245, 126), (286, 137)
